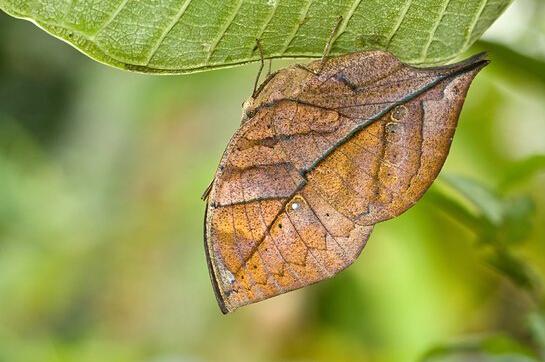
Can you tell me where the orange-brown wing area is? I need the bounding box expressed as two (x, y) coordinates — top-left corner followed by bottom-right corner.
(205, 51), (488, 313)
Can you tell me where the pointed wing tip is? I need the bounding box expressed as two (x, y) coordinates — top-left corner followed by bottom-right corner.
(423, 52), (490, 74)
(467, 51), (490, 68)
(470, 51), (489, 62)
(455, 51), (490, 73)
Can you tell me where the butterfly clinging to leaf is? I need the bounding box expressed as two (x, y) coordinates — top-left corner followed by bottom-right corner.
(203, 50), (488, 313)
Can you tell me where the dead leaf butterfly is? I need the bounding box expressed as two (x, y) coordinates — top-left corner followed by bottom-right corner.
(203, 50), (488, 313)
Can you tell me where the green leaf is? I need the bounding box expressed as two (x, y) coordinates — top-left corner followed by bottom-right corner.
(434, 175), (537, 243)
(528, 312), (545, 355)
(426, 184), (488, 234)
(421, 335), (540, 362)
(441, 175), (505, 226)
(499, 196), (535, 245)
(0, 0), (513, 74)
(499, 155), (545, 191)
(437, 175), (536, 246)
(486, 248), (536, 292)
(430, 176), (539, 295)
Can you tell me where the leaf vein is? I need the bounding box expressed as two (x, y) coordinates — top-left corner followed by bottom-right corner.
(332, 0), (364, 43)
(90, 0), (130, 39)
(205, 0), (245, 65)
(253, 0), (281, 54)
(462, 0), (489, 50)
(279, 0), (314, 54)
(385, 0), (413, 47)
(145, 0), (193, 65)
(419, 0), (452, 62)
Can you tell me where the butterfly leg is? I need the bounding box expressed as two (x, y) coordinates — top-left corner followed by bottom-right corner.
(267, 58), (272, 77)
(201, 179), (214, 201)
(317, 15), (344, 74)
(251, 40), (279, 98)
(252, 39), (266, 98)
(296, 16), (343, 76)
(295, 63), (318, 75)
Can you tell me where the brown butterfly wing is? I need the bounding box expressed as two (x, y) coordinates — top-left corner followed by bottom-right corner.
(204, 101), (374, 313)
(205, 51), (488, 313)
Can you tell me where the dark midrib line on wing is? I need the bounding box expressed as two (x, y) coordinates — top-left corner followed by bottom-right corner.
(301, 58), (488, 178)
(222, 58), (487, 208)
(215, 196), (287, 208)
(222, 56), (487, 272)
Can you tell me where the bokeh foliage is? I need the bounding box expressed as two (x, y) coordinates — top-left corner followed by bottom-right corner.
(0, 1), (545, 362)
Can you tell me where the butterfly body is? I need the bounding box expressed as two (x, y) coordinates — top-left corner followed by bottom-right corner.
(205, 50), (488, 313)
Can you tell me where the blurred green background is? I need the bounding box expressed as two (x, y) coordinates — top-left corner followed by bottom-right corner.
(1, 1), (545, 361)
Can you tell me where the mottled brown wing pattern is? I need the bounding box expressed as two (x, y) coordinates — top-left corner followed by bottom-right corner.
(205, 51), (488, 313)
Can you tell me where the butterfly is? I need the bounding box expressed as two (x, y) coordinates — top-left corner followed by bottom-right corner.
(203, 50), (488, 313)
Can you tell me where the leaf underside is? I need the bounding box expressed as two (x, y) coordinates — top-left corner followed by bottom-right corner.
(205, 51), (487, 312)
(1, 0), (511, 73)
